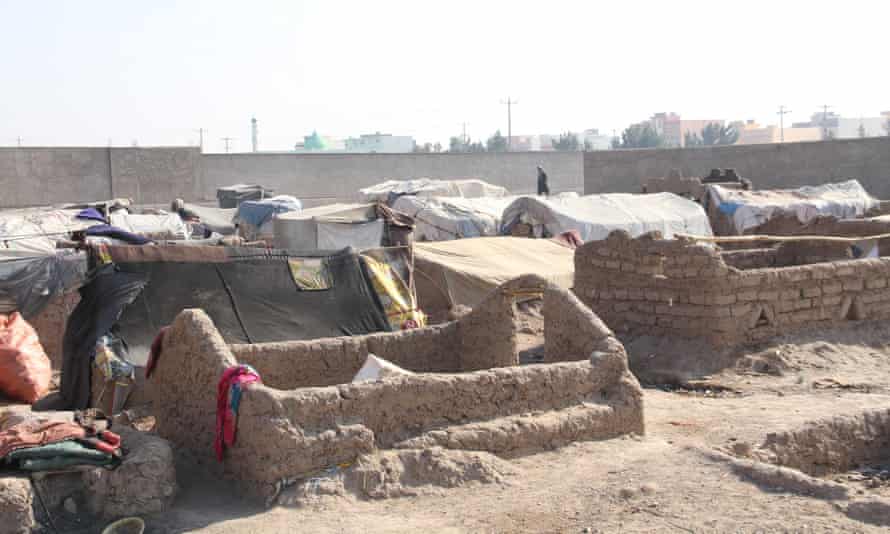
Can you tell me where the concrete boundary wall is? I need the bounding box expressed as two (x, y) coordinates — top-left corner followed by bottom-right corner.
(585, 137), (890, 198)
(5, 137), (890, 209)
(201, 151), (583, 205)
(149, 277), (643, 499)
(574, 230), (890, 346)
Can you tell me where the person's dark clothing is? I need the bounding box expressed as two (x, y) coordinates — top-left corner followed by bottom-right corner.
(537, 169), (550, 196)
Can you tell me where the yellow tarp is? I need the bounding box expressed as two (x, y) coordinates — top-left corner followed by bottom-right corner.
(414, 237), (575, 308)
(361, 255), (426, 330)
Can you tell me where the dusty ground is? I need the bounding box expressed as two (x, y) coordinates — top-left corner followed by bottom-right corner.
(25, 317), (890, 533)
(92, 321), (887, 534)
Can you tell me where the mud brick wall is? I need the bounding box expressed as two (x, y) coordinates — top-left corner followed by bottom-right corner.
(232, 324), (461, 390)
(543, 286), (623, 363)
(231, 275), (521, 390)
(28, 291), (80, 370)
(150, 277), (644, 500)
(575, 230), (890, 346)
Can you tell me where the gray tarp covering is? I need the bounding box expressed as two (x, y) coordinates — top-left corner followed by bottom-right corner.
(500, 193), (713, 240)
(0, 251), (87, 317)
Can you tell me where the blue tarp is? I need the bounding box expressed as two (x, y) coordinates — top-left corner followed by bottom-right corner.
(235, 196), (302, 228)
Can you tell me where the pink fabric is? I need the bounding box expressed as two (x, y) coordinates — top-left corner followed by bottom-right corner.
(214, 365), (261, 461)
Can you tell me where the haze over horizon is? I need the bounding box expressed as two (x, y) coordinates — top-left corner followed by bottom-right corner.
(2, 0), (888, 152)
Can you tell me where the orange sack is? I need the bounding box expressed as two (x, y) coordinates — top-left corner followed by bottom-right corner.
(0, 312), (52, 404)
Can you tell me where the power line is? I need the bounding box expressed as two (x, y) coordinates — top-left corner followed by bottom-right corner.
(500, 98), (518, 150)
(777, 105), (791, 143)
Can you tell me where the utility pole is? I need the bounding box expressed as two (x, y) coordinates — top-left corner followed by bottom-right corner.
(501, 97), (518, 150)
(777, 105), (791, 143)
(195, 128), (205, 152)
(462, 122), (468, 144)
(16, 136), (22, 147)
(251, 117), (258, 152)
(819, 104), (833, 140)
(221, 137), (235, 153)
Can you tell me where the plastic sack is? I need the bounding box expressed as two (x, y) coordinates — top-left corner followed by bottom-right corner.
(352, 354), (414, 383)
(94, 334), (135, 385)
(0, 312), (52, 403)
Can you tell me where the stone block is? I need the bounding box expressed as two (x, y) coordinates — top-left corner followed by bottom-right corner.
(866, 277), (888, 289)
(802, 286), (822, 298)
(793, 298), (813, 310)
(737, 290), (759, 302)
(713, 293), (737, 305)
(731, 303), (753, 317)
(739, 274), (765, 287)
(842, 279), (865, 292)
(822, 282), (843, 295)
(605, 260), (620, 270)
(756, 290), (779, 301)
(836, 266), (856, 277)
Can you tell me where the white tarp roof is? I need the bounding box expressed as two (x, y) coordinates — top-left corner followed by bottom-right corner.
(274, 203), (380, 250)
(500, 193), (712, 241)
(706, 179), (879, 235)
(393, 192), (580, 241)
(359, 178), (509, 203)
(108, 212), (189, 240)
(414, 236), (574, 308)
(0, 209), (101, 254)
(392, 196), (516, 241)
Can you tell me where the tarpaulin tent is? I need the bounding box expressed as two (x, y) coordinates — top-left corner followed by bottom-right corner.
(360, 178), (509, 204)
(61, 245), (392, 409)
(180, 203), (237, 236)
(392, 196), (517, 241)
(108, 213), (189, 241)
(413, 237), (575, 315)
(0, 251), (87, 317)
(500, 193), (712, 241)
(234, 195), (302, 241)
(393, 193), (579, 242)
(0, 209), (102, 254)
(274, 203), (414, 251)
(704, 179), (880, 236)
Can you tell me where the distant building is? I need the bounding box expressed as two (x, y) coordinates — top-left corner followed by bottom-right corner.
(792, 110), (890, 140)
(344, 132), (414, 153)
(580, 129), (612, 150)
(733, 120), (821, 145)
(294, 130), (344, 153)
(645, 113), (725, 147)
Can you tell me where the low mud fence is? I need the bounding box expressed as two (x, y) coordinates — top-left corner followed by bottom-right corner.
(148, 277), (644, 499)
(575, 230), (890, 346)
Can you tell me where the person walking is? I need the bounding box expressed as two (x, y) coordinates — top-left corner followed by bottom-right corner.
(537, 165), (550, 196)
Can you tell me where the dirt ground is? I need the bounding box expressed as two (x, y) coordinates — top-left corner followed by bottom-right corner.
(74, 319), (878, 534)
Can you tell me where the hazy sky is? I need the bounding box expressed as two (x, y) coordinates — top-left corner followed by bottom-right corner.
(2, 0), (888, 152)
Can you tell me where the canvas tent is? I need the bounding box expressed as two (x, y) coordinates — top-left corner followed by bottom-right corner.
(0, 209), (103, 254)
(234, 195), (302, 241)
(0, 251), (86, 317)
(704, 179), (879, 235)
(500, 193), (712, 241)
(413, 237), (575, 316)
(274, 203), (416, 251)
(61, 245), (393, 409)
(391, 196), (517, 241)
(360, 178), (509, 203)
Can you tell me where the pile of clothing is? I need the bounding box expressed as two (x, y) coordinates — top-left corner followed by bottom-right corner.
(0, 410), (122, 471)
